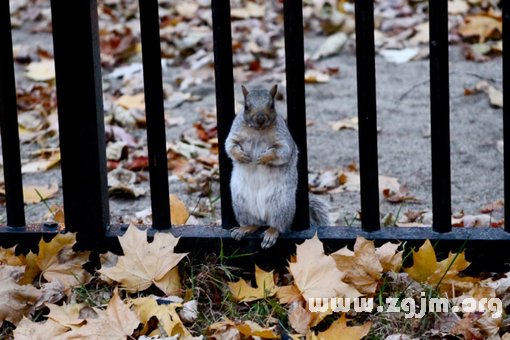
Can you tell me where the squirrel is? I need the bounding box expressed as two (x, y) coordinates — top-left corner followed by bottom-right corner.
(225, 84), (330, 249)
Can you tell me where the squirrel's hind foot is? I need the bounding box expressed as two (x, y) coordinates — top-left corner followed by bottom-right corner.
(231, 225), (259, 241)
(261, 227), (280, 249)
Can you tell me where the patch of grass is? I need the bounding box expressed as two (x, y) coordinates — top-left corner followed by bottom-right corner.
(72, 278), (114, 308)
(181, 244), (286, 335)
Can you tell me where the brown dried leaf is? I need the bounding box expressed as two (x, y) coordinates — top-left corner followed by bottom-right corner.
(0, 266), (41, 327)
(66, 288), (140, 339)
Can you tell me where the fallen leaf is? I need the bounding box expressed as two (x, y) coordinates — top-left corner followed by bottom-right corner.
(315, 313), (371, 340)
(99, 225), (187, 293)
(115, 93), (145, 110)
(231, 2), (265, 19)
(0, 266), (41, 327)
(448, 0), (470, 15)
(229, 266), (277, 302)
(20, 233), (91, 290)
(288, 303), (312, 335)
(170, 194), (190, 225)
(305, 70), (330, 83)
(289, 234), (360, 301)
(25, 59), (55, 81)
(405, 240), (476, 292)
(458, 15), (502, 43)
(13, 317), (69, 340)
(46, 303), (87, 328)
(379, 48), (420, 64)
(34, 281), (66, 311)
(311, 32), (348, 60)
(131, 296), (193, 338)
(107, 168), (146, 198)
(375, 242), (403, 272)
(329, 117), (358, 131)
(331, 236), (383, 294)
(276, 284), (303, 304)
(480, 200), (504, 213)
(21, 150), (61, 173)
(66, 288), (140, 340)
(23, 183), (59, 204)
(106, 141), (127, 161)
(237, 320), (279, 339)
(0, 246), (25, 266)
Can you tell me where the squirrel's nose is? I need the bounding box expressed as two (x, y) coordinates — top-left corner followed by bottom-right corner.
(255, 114), (265, 125)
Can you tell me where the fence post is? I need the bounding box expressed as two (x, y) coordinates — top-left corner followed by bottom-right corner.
(355, 0), (380, 231)
(139, 0), (171, 229)
(429, 0), (451, 232)
(50, 0), (109, 249)
(283, 0), (310, 230)
(0, 0), (25, 228)
(504, 0), (510, 233)
(211, 0), (237, 229)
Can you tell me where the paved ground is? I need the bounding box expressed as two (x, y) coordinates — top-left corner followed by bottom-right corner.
(1, 26), (505, 227)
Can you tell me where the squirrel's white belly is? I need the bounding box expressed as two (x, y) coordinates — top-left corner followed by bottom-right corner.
(231, 163), (281, 223)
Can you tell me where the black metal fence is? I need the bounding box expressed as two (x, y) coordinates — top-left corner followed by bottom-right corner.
(2, 0), (510, 254)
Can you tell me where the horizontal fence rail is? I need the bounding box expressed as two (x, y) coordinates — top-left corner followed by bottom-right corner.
(0, 0), (508, 252)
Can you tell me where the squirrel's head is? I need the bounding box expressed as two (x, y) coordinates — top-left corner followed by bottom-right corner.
(242, 84), (278, 130)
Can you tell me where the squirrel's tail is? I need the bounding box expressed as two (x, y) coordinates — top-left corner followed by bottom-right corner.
(309, 195), (330, 226)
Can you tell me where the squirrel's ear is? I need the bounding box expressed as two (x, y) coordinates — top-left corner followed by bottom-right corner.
(241, 85), (249, 97)
(269, 84), (278, 98)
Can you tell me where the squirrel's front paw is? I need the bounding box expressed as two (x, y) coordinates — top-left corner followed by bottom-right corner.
(256, 149), (277, 165)
(261, 227), (279, 249)
(231, 149), (252, 164)
(231, 226), (259, 240)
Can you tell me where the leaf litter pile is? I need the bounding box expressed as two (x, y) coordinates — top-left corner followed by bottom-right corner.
(0, 0), (507, 227)
(0, 226), (509, 339)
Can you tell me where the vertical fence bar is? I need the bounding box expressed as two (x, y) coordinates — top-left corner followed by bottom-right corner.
(503, 0), (510, 232)
(0, 1), (25, 228)
(283, 0), (310, 230)
(50, 0), (109, 249)
(139, 0), (171, 229)
(211, 0), (237, 229)
(354, 0), (380, 231)
(429, 0), (451, 232)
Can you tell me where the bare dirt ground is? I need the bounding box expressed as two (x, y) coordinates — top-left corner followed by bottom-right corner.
(0, 0), (505, 227)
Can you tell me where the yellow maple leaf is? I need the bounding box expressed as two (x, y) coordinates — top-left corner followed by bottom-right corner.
(20, 233), (91, 289)
(65, 288), (140, 339)
(289, 234), (360, 301)
(170, 194), (190, 225)
(0, 266), (41, 327)
(99, 225), (187, 293)
(228, 266), (276, 302)
(0, 246), (25, 266)
(313, 313), (372, 340)
(131, 296), (195, 339)
(405, 240), (476, 292)
(237, 320), (279, 339)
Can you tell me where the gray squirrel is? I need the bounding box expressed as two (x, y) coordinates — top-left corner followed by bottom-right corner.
(225, 84), (330, 249)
